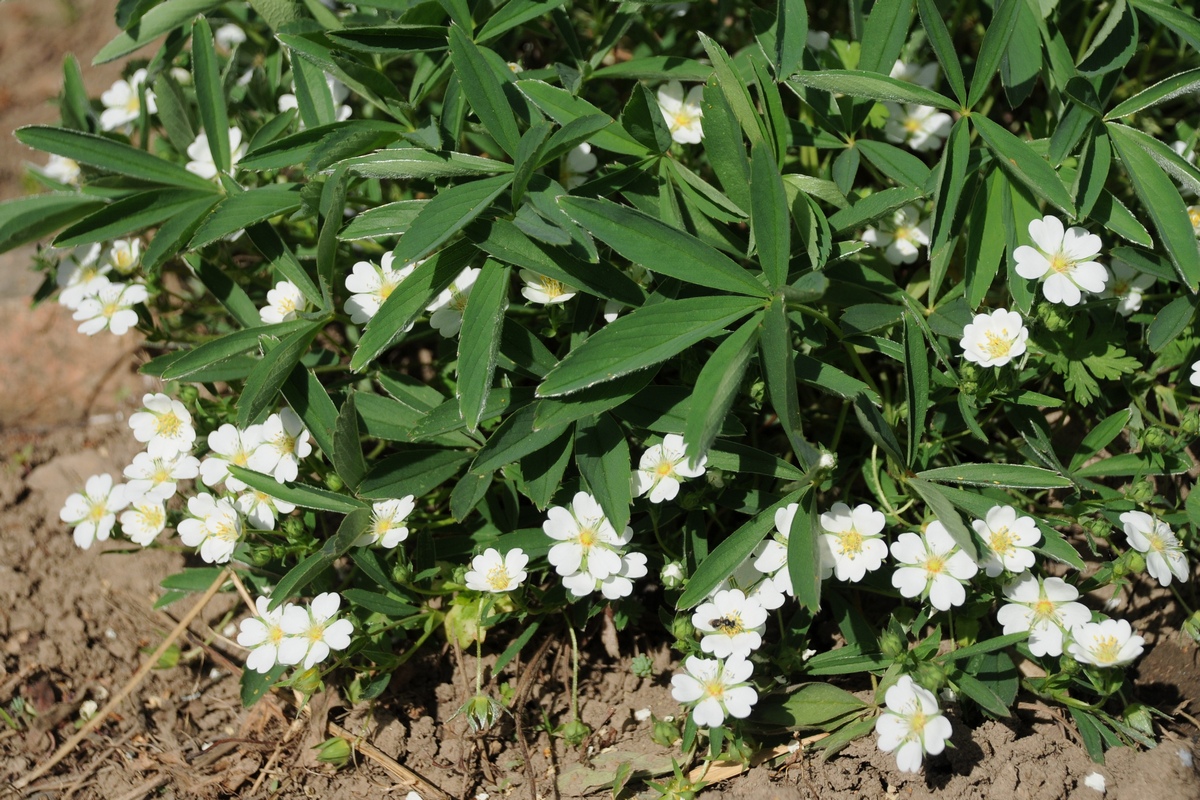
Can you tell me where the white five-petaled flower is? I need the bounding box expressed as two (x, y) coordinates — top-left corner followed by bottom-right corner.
(656, 80), (705, 144)
(670, 655), (757, 728)
(890, 60), (940, 89)
(996, 574), (1091, 658)
(100, 69), (157, 132)
(1068, 618), (1145, 668)
(237, 489), (296, 530)
(238, 596), (293, 674)
(1191, 360), (1200, 388)
(959, 308), (1029, 368)
(691, 589), (769, 659)
(464, 547), (529, 593)
(890, 522), (979, 611)
(426, 267), (481, 338)
(972, 505), (1041, 577)
(72, 281), (147, 336)
(520, 270), (577, 305)
(41, 155), (81, 185)
(883, 103), (953, 152)
(344, 252), (416, 324)
(129, 393), (197, 459)
(278, 592), (355, 670)
(1102, 261), (1155, 316)
(119, 497), (168, 546)
(1013, 215), (1108, 306)
(259, 280), (308, 325)
(56, 244), (109, 310)
(60, 474), (129, 549)
(1084, 772), (1107, 794)
(200, 423), (264, 492)
(633, 433), (707, 504)
(123, 450), (200, 502)
(816, 502), (889, 582)
(562, 143), (597, 189)
(248, 408), (313, 484)
(185, 127), (247, 180)
(105, 239), (142, 276)
(861, 205), (932, 265)
(355, 496), (416, 548)
(1120, 510), (1189, 586)
(177, 493), (244, 564)
(874, 675), (953, 773)
(545, 491), (629, 586)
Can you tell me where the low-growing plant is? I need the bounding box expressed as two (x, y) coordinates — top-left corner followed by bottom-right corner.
(7, 0), (1200, 785)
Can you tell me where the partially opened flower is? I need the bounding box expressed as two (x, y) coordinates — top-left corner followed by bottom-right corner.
(817, 502), (889, 582)
(200, 423), (264, 492)
(633, 434), (707, 503)
(691, 589), (768, 658)
(344, 253), (417, 324)
(60, 474), (129, 549)
(237, 489), (296, 530)
(671, 656), (757, 727)
(875, 675), (952, 773)
(185, 127), (247, 180)
(562, 144), (597, 189)
(884, 104), (952, 152)
(426, 267), (481, 338)
(1120, 510), (1189, 586)
(890, 60), (939, 89)
(278, 592), (355, 670)
(100, 69), (156, 132)
(119, 497), (168, 546)
(464, 547), (529, 593)
(959, 308), (1028, 368)
(544, 491), (628, 584)
(1102, 261), (1155, 316)
(123, 450), (201, 502)
(1068, 618), (1145, 667)
(129, 393), (196, 459)
(72, 282), (147, 336)
(890, 522), (979, 611)
(972, 506), (1041, 577)
(520, 270), (577, 305)
(861, 205), (932, 265)
(996, 575), (1090, 657)
(259, 280), (308, 324)
(238, 596), (293, 674)
(41, 155), (81, 186)
(56, 244), (109, 310)
(656, 80), (705, 144)
(177, 493), (243, 564)
(1013, 215), (1108, 306)
(105, 239), (141, 276)
(355, 496), (416, 548)
(249, 408), (313, 484)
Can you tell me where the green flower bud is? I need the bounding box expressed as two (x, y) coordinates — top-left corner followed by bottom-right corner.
(1126, 478), (1155, 503)
(460, 693), (504, 732)
(324, 473), (344, 492)
(1141, 427), (1171, 451)
(557, 718), (591, 747)
(293, 666), (324, 695)
(650, 715), (681, 748)
(880, 628), (907, 661)
(915, 661), (947, 693)
(313, 736), (352, 767)
(1060, 653), (1081, 676)
(175, 384), (199, 404)
(671, 615), (695, 644)
(1182, 611), (1200, 644)
(281, 517), (306, 541)
(249, 546), (274, 567)
(1180, 410), (1200, 438)
(391, 560), (412, 584)
(1037, 302), (1071, 332)
(1084, 516), (1113, 541)
(660, 561), (686, 590)
(631, 654), (654, 679)
(1123, 703), (1155, 737)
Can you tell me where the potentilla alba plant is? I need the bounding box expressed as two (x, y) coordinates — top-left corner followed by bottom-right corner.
(278, 592), (355, 670)
(656, 80), (704, 144)
(72, 281), (147, 336)
(691, 589), (768, 658)
(465, 548), (528, 593)
(884, 103), (952, 151)
(238, 596), (293, 674)
(199, 423), (263, 492)
(1013, 216), (1109, 306)
(123, 451), (200, 502)
(354, 497), (416, 548)
(119, 497), (168, 546)
(816, 502), (889, 582)
(426, 267), (480, 337)
(259, 280), (309, 324)
(248, 408), (312, 483)
(861, 205), (932, 266)
(875, 676), (953, 773)
(185, 127), (247, 179)
(1068, 619), (1146, 668)
(890, 522), (979, 611)
(544, 491), (629, 591)
(129, 393), (196, 459)
(99, 68), (155, 132)
(344, 254), (416, 324)
(177, 493), (244, 564)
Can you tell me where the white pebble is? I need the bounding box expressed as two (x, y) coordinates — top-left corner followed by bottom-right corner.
(1084, 771), (1106, 793)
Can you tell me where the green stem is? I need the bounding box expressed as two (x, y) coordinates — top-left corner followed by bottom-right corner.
(565, 616), (581, 721)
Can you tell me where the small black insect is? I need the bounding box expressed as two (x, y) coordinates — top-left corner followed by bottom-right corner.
(709, 616), (742, 634)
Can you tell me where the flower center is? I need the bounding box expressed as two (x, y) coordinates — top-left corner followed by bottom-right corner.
(277, 434), (297, 455)
(88, 502), (107, 523)
(486, 564), (511, 590)
(1049, 253), (1073, 274)
(989, 526), (1015, 557)
(904, 117), (922, 133)
(268, 625), (285, 645)
(115, 250), (134, 270)
(578, 526), (597, 548)
(541, 278), (566, 299)
(375, 517), (393, 537)
(1189, 207), (1200, 230)
(101, 300), (121, 318)
(156, 412), (182, 437)
(909, 709), (928, 736)
(837, 529), (864, 557)
(306, 622), (326, 644)
(1144, 531), (1167, 554)
(233, 450), (249, 466)
(924, 554), (946, 575)
(673, 110), (697, 130)
(278, 297), (296, 314)
(142, 505), (165, 529)
(153, 466), (171, 484)
(710, 613), (745, 636)
(449, 284), (468, 312)
(123, 95), (140, 114)
(379, 279), (397, 301)
(1032, 597), (1057, 621)
(1092, 634), (1121, 664)
(211, 519), (240, 542)
(982, 331), (1013, 359)
(702, 678), (727, 700)
(654, 459), (674, 478)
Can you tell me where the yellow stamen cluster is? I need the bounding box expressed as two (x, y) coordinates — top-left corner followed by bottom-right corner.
(982, 332), (1013, 360)
(486, 565), (511, 590)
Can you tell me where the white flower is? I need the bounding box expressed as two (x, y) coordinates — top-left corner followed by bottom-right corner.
(355, 496), (416, 548)
(972, 506), (1041, 577)
(520, 270), (577, 305)
(691, 589), (768, 659)
(426, 267), (481, 338)
(670, 655), (757, 728)
(128, 393), (196, 459)
(464, 547), (529, 593)
(1191, 360), (1200, 388)
(889, 522), (979, 611)
(1120, 510), (1189, 586)
(890, 60), (940, 89)
(344, 253), (417, 324)
(214, 23), (247, 50)
(278, 592), (355, 670)
(1084, 771), (1106, 794)
(56, 244), (109, 309)
(238, 596), (293, 674)
(883, 103), (952, 152)
(996, 575), (1091, 657)
(100, 69), (156, 132)
(807, 30), (831, 50)
(185, 127), (247, 180)
(959, 308), (1029, 368)
(259, 280), (309, 325)
(200, 423), (264, 492)
(656, 80), (705, 144)
(177, 493), (244, 564)
(119, 497), (168, 546)
(633, 434), (707, 503)
(597, 551), (649, 600)
(1013, 215), (1108, 306)
(104, 239), (142, 276)
(752, 506), (797, 599)
(817, 502), (889, 582)
(40, 155), (81, 185)
(123, 450), (200, 502)
(874, 675), (953, 773)
(544, 491), (629, 583)
(1068, 618), (1145, 667)
(661, 561), (686, 589)
(861, 205), (931, 265)
(248, 408), (313, 483)
(506, 62), (524, 73)
(562, 144), (597, 189)
(72, 281), (147, 336)
(237, 489), (296, 530)
(1102, 261), (1155, 316)
(59, 474), (129, 549)
(719, 549), (787, 610)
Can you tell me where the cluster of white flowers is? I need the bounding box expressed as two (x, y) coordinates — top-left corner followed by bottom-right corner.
(55, 242), (149, 337)
(237, 592), (354, 673)
(544, 492), (646, 600)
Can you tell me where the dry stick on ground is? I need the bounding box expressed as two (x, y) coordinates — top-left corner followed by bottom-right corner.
(12, 568), (232, 791)
(512, 634), (559, 800)
(327, 721), (452, 800)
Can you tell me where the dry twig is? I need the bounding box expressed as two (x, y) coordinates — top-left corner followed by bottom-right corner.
(327, 720), (452, 800)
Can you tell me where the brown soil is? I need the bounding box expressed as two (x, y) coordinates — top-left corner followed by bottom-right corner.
(3, 2), (1200, 799)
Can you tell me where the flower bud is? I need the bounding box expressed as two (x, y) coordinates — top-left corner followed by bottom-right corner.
(391, 560), (411, 584)
(281, 517), (306, 541)
(313, 736), (353, 767)
(880, 628), (907, 661)
(1084, 516), (1112, 541)
(1037, 302), (1071, 332)
(660, 561), (686, 590)
(1140, 427), (1171, 451)
(324, 473), (344, 492)
(461, 693), (503, 732)
(293, 666), (323, 695)
(175, 384), (199, 404)
(650, 715), (681, 747)
(671, 615), (695, 644)
(1060, 653), (1081, 676)
(1113, 549), (1146, 578)
(250, 546), (274, 566)
(1181, 410), (1200, 438)
(1126, 478), (1155, 503)
(1123, 703), (1155, 737)
(1182, 611), (1200, 644)
(557, 718), (590, 747)
(915, 660), (947, 692)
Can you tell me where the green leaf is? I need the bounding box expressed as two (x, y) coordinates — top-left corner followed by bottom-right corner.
(269, 508), (372, 609)
(54, 189), (213, 247)
(332, 393), (367, 492)
(967, 0), (1021, 107)
(1067, 707), (1107, 763)
(856, 140), (932, 188)
(190, 184), (304, 249)
(907, 478), (981, 560)
(282, 365), (339, 462)
(972, 115), (1075, 217)
(1000, 0), (1042, 106)
(964, 169), (1008, 308)
(160, 321), (313, 380)
(457, 260), (510, 432)
(591, 57), (714, 82)
(537, 296), (762, 397)
(237, 323), (323, 428)
(788, 71), (958, 111)
(351, 239), (477, 371)
(904, 312), (930, 468)
(762, 683), (868, 730)
(470, 403), (570, 474)
(706, 441), (804, 480)
(698, 32), (766, 145)
(533, 370), (656, 431)
(683, 315), (761, 465)
(917, 0), (966, 103)
(141, 196), (220, 275)
(1127, 0), (1200, 52)
(241, 663), (287, 707)
(939, 632), (1029, 662)
(954, 671), (1011, 717)
(558, 196), (769, 297)
(1148, 295), (1195, 353)
(1077, 0), (1138, 77)
(477, 0), (569, 42)
(390, 175), (511, 267)
(786, 488), (821, 611)
(928, 117), (971, 299)
(15, 126), (217, 192)
(511, 122), (552, 205)
(0, 194), (105, 253)
(316, 170), (347, 306)
(94, 0), (223, 63)
(448, 25), (520, 157)
(916, 463), (1073, 489)
(701, 79), (752, 213)
(828, 186), (925, 235)
(246, 224), (323, 307)
(761, 295), (817, 468)
(770, 0), (808, 78)
(516, 79), (649, 156)
(857, 0), (915, 75)
(183, 253), (260, 328)
(227, 465), (368, 513)
(359, 449), (473, 500)
(853, 394), (904, 465)
(293, 55), (339, 129)
(450, 471), (493, 521)
(340, 589), (418, 617)
(1068, 408), (1133, 472)
(621, 83), (673, 154)
(751, 144), (791, 289)
(519, 424), (573, 509)
(1106, 67), (1200, 120)
(326, 24), (449, 55)
(575, 413), (633, 535)
(339, 200), (426, 241)
(192, 18), (231, 174)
